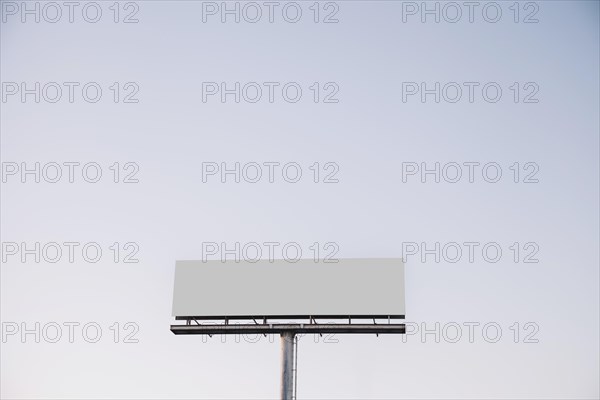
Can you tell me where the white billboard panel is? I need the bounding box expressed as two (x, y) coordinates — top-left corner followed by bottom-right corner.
(172, 258), (404, 318)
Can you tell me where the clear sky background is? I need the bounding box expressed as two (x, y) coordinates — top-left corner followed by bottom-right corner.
(1, 1), (599, 398)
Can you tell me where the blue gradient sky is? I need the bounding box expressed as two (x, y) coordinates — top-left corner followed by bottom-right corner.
(1, 1), (599, 398)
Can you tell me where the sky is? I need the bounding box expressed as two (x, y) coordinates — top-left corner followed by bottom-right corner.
(1, 1), (599, 399)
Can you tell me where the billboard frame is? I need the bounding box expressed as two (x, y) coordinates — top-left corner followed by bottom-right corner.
(170, 315), (405, 335)
(169, 258), (406, 399)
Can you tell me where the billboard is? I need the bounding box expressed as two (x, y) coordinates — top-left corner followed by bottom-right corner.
(172, 258), (404, 318)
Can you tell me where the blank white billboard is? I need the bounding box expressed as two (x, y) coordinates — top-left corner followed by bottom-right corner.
(172, 258), (404, 318)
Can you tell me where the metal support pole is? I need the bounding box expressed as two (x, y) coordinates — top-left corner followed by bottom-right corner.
(280, 332), (295, 400)
(292, 335), (298, 400)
